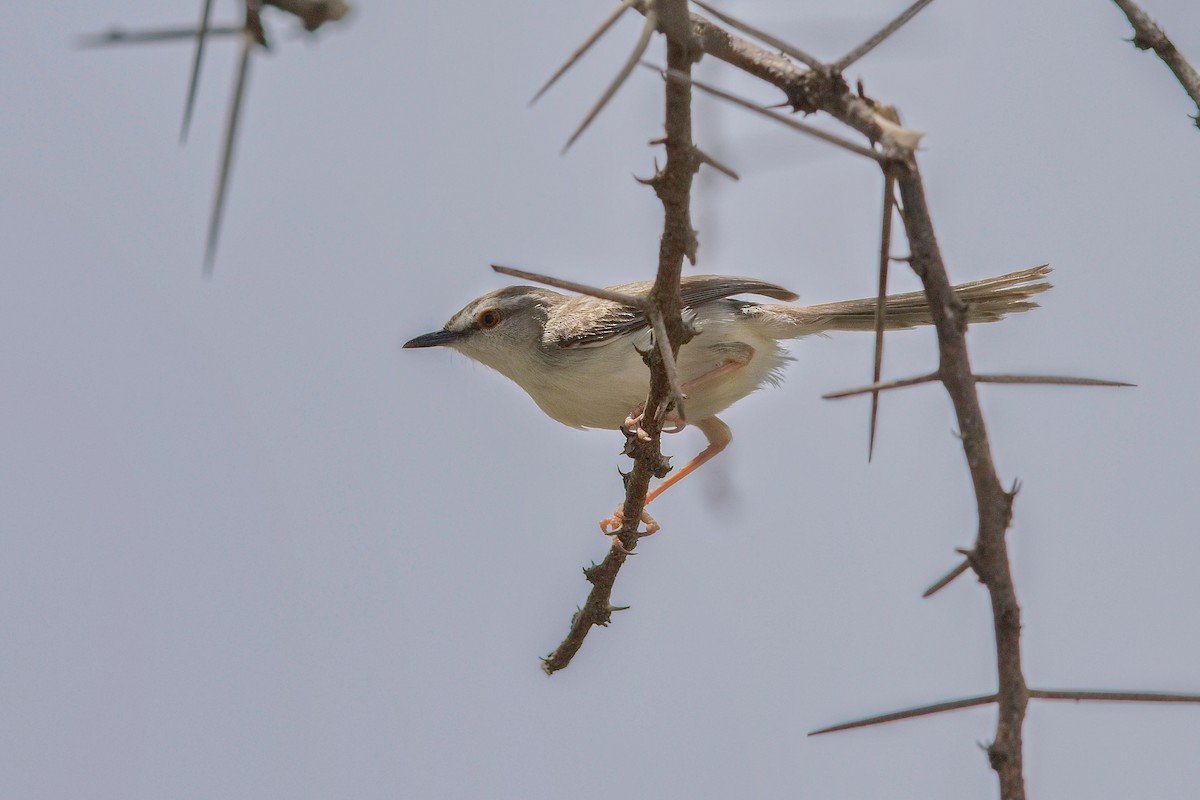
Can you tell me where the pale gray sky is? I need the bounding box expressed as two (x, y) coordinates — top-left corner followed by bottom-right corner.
(2, 1), (1199, 798)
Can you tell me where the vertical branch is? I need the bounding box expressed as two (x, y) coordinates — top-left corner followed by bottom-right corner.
(611, 0), (699, 554)
(543, 0), (699, 672)
(868, 175), (896, 460)
(666, 14), (1033, 794)
(894, 165), (1028, 799)
(537, 8), (1188, 798)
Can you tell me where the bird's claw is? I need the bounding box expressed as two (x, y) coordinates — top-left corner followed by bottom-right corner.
(599, 505), (660, 552)
(661, 418), (686, 434)
(623, 407), (686, 442)
(623, 408), (653, 442)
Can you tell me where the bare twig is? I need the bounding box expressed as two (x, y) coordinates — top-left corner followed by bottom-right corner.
(833, 0), (936, 72)
(491, 265), (645, 307)
(868, 176), (896, 460)
(688, 0), (825, 72)
(204, 12), (259, 275)
(923, 557), (971, 598)
(531, 0), (640, 105)
(78, 25), (241, 47)
(181, 0), (216, 142)
(1030, 688), (1200, 704)
(652, 66), (887, 163)
(810, 687), (1200, 736)
(823, 372), (940, 400)
(1111, 0), (1200, 127)
(975, 374), (1135, 388)
(827, 372), (1131, 401)
(564, 6), (659, 153)
(646, 307), (689, 417)
(671, 9), (912, 152)
(693, 145), (739, 180)
(810, 693), (998, 735)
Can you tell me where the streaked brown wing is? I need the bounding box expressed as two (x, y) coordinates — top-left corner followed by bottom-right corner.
(554, 275), (797, 348)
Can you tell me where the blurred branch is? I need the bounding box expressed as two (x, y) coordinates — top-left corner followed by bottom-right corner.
(181, 0), (216, 142)
(82, 1), (349, 272)
(564, 6), (660, 152)
(78, 25), (240, 47)
(263, 0), (350, 31)
(205, 10), (260, 275)
(1111, 0), (1200, 127)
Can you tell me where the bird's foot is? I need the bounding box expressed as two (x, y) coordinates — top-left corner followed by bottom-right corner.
(622, 407), (653, 442)
(599, 505), (660, 553)
(622, 407), (687, 442)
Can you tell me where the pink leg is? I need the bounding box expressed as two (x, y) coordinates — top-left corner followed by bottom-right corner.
(644, 416), (732, 504)
(602, 349), (751, 541)
(621, 347), (752, 443)
(598, 415), (734, 543)
(680, 351), (751, 394)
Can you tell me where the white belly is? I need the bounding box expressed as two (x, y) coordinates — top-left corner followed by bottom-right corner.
(524, 304), (791, 430)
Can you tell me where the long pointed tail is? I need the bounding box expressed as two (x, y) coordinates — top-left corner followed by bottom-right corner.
(747, 265), (1052, 336)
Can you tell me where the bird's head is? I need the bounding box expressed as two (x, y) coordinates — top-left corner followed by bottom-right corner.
(403, 286), (562, 382)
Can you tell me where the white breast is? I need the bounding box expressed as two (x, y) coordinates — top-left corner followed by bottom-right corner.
(522, 301), (792, 430)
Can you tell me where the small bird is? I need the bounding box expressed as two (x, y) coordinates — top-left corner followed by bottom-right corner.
(405, 266), (1050, 533)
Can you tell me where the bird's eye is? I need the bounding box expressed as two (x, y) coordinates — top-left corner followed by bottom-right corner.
(476, 309), (502, 329)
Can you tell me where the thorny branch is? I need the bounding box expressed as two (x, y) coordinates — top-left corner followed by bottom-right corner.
(541, 0), (699, 675)
(653, 67), (886, 162)
(628, 3), (1182, 798)
(1111, 0), (1200, 127)
(891, 163), (1032, 799)
(523, 1), (1192, 794)
(92, 0), (1200, 791)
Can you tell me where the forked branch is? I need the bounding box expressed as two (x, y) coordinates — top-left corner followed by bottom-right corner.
(530, 8), (1194, 798)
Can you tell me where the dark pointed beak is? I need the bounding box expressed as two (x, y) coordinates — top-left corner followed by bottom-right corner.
(403, 329), (464, 349)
